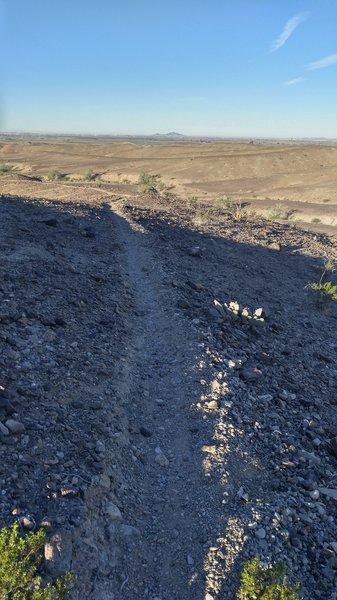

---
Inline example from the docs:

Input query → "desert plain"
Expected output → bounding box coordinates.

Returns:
[1,136,337,232]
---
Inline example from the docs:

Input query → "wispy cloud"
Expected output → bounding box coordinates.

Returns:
[307,53,337,70]
[270,13,309,53]
[282,77,304,86]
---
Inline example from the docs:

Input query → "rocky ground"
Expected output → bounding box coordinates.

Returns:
[1,189,337,599]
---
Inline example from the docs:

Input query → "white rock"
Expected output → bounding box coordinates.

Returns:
[105,502,122,520]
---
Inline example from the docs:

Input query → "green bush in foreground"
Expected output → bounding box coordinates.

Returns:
[0,523,74,599]
[237,557,301,599]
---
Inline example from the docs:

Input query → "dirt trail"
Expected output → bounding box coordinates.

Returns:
[107,204,220,599]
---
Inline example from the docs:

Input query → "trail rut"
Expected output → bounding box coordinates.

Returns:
[108,206,218,599]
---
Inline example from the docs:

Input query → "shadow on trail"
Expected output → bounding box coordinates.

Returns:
[1,193,337,599]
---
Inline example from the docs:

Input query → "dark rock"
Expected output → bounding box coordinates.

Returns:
[240,367,263,383]
[140,426,152,438]
[41,218,58,227]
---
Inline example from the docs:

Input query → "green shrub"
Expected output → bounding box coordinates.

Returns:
[217,196,247,221]
[84,168,94,181]
[0,163,14,173]
[308,280,337,306]
[237,557,301,599]
[0,523,74,599]
[311,218,321,224]
[217,195,235,211]
[138,171,157,192]
[47,170,64,181]
[268,203,288,221]
[193,210,209,226]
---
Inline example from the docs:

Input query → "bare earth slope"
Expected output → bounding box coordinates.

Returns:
[1,187,337,599]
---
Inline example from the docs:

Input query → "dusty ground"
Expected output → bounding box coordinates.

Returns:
[1,176,337,599]
[1,137,337,230]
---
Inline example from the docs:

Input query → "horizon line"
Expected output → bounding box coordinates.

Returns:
[1,130,337,141]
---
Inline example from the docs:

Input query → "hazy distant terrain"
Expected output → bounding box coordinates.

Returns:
[1,136,337,231]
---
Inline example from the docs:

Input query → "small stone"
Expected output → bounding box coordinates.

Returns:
[189,246,202,257]
[310,490,320,500]
[206,400,219,411]
[319,488,337,500]
[0,422,9,436]
[20,515,35,530]
[140,426,152,438]
[99,474,111,489]
[187,554,194,565]
[105,502,122,521]
[330,542,337,554]
[202,445,217,454]
[155,447,169,467]
[40,517,53,531]
[5,419,25,434]
[240,367,263,383]
[227,358,243,370]
[210,380,221,393]
[255,528,266,540]
[120,524,140,537]
[237,486,249,502]
[95,440,106,453]
[269,241,281,251]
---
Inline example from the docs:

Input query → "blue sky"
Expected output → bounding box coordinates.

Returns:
[1,0,337,137]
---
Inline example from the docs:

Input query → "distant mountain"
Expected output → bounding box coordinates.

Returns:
[153,132,185,138]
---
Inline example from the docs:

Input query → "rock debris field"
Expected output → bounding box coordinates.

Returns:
[1,190,337,599]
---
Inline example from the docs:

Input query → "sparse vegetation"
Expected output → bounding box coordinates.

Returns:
[307,259,337,307]
[84,168,95,182]
[0,522,74,599]
[193,210,209,226]
[267,203,289,221]
[237,557,301,599]
[138,171,157,192]
[216,196,247,221]
[308,280,337,307]
[0,163,15,173]
[311,217,321,224]
[47,169,64,182]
